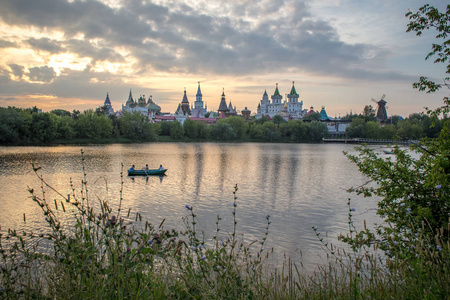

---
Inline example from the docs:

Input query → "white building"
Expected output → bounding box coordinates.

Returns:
[190,82,208,118]
[121,89,161,118]
[256,82,304,119]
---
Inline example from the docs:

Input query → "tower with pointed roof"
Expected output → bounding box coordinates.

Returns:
[286,81,303,115]
[180,89,191,116]
[103,92,114,115]
[121,89,161,119]
[191,82,207,118]
[217,89,229,117]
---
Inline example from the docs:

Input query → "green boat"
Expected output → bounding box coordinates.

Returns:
[128,169,167,176]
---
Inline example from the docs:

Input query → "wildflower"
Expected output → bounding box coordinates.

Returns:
[221,241,225,246]
[185,204,191,210]
[216,265,221,270]
[190,245,196,251]
[201,255,206,260]
[250,266,254,271]
[435,184,442,190]
[411,245,415,249]
[437,245,442,251]
[233,202,237,207]
[406,208,411,213]
[400,203,405,207]
[266,215,270,219]
[198,244,203,250]
[148,240,153,245]
[350,208,355,212]
[386,250,390,256]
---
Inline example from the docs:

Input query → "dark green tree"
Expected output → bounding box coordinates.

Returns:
[342,4,450,257]
[170,121,184,140]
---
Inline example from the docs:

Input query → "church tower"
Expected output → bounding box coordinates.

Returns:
[287,81,302,113]
[217,88,229,117]
[271,83,282,104]
[181,89,191,115]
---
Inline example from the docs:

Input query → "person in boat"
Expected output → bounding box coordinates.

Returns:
[158,164,164,171]
[129,165,135,171]
[145,164,149,170]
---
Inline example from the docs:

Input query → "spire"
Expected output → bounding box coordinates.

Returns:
[196,81,202,97]
[289,81,298,96]
[273,83,281,97]
[182,89,189,103]
[218,88,229,112]
[263,89,268,97]
[104,92,112,106]
[126,89,134,105]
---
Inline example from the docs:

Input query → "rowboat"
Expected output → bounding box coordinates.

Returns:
[383,150,393,154]
[128,169,167,176]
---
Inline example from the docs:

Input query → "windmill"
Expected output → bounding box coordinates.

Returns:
[372,94,388,121]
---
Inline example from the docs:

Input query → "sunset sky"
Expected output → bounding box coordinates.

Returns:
[0,0,448,118]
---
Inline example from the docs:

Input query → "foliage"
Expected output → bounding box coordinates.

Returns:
[341,0,450,268]
[406,4,450,92]
[210,122,236,141]
[77,110,113,139]
[169,121,184,140]
[118,111,158,141]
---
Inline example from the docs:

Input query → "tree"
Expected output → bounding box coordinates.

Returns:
[76,110,113,139]
[342,4,450,257]
[30,112,58,143]
[183,119,199,139]
[302,112,320,121]
[272,115,287,124]
[406,4,450,93]
[362,105,376,121]
[117,111,155,140]
[218,116,246,139]
[210,122,236,141]
[50,109,71,117]
[170,121,184,140]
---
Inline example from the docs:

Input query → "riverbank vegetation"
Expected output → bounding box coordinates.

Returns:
[0,104,442,145]
[1,2,449,299]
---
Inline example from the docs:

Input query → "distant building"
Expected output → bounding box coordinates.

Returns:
[190,82,207,118]
[103,93,114,115]
[256,82,304,119]
[217,89,229,118]
[121,89,161,118]
[241,107,251,120]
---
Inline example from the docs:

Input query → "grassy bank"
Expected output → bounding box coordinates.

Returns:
[0,155,448,299]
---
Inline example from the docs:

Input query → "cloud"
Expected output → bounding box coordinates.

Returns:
[0,40,16,48]
[26,38,62,54]
[0,0,403,80]
[28,66,57,83]
[9,64,25,79]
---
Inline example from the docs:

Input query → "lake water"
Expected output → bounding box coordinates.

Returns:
[0,143,381,270]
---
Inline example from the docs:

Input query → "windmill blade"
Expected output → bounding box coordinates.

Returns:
[372,98,378,103]
[381,94,386,100]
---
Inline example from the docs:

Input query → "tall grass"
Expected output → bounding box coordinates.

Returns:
[0,151,448,299]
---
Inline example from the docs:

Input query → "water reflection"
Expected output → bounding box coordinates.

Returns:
[0,143,380,270]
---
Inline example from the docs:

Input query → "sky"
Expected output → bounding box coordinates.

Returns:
[0,0,448,118]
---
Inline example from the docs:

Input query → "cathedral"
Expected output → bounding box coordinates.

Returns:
[256,82,304,119]
[121,89,161,118]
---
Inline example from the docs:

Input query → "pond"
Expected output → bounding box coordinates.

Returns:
[0,143,382,270]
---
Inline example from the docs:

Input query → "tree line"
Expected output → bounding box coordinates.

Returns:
[0,105,442,144]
